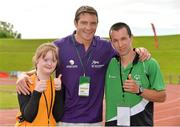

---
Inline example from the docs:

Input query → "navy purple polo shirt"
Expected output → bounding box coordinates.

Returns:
[54,32,115,123]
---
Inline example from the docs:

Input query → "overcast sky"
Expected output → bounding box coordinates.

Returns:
[0,0,180,38]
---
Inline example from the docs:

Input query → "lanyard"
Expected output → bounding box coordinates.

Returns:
[72,36,93,76]
[43,77,53,125]
[37,75,53,126]
[119,53,139,99]
[42,77,53,126]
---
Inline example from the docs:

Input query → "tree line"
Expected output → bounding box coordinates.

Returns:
[0,21,21,39]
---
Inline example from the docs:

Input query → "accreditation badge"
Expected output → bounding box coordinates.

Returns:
[78,76,90,97]
[117,106,130,126]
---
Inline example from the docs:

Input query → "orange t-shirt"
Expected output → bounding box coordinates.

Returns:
[16,74,56,126]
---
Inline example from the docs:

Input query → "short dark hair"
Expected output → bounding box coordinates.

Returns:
[109,22,132,40]
[74,5,98,23]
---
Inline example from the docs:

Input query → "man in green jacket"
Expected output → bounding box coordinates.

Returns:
[105,22,166,126]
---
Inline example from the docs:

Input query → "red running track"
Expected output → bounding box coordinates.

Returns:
[154,84,180,126]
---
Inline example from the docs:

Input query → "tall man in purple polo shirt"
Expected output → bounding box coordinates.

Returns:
[16,6,150,126]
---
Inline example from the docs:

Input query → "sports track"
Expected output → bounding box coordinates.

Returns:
[0,78,179,126]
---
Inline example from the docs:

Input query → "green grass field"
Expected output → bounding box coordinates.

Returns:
[0,85,18,109]
[0,39,55,71]
[133,35,180,84]
[0,35,180,83]
[0,35,180,109]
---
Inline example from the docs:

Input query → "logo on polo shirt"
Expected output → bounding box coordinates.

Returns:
[134,74,142,85]
[66,59,78,68]
[108,74,117,79]
[91,60,104,68]
[134,74,140,80]
[69,60,74,65]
